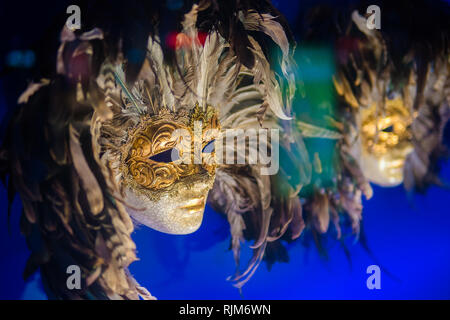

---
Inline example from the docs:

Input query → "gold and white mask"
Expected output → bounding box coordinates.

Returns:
[97,5,293,236]
[358,97,414,186]
[120,106,219,234]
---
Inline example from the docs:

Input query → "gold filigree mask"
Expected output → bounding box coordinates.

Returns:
[359,97,414,186]
[121,105,220,234]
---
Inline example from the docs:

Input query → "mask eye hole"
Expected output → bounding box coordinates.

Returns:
[381,125,394,133]
[202,140,215,153]
[149,148,180,163]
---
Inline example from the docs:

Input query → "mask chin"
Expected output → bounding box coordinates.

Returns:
[123,175,214,234]
[360,147,413,187]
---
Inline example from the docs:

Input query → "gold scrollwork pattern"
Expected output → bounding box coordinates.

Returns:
[123,105,220,191]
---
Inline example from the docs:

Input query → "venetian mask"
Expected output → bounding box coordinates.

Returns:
[359,97,414,186]
[120,105,220,234]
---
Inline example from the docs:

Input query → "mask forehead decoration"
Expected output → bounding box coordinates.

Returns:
[122,104,219,193]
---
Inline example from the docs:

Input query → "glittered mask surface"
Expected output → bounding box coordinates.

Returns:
[359,97,414,186]
[121,105,220,234]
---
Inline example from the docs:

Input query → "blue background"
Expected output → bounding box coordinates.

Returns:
[1,0,450,300]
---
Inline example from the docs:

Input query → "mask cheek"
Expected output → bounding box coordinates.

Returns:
[124,187,207,235]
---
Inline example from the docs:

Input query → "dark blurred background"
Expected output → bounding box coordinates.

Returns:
[1,0,449,299]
